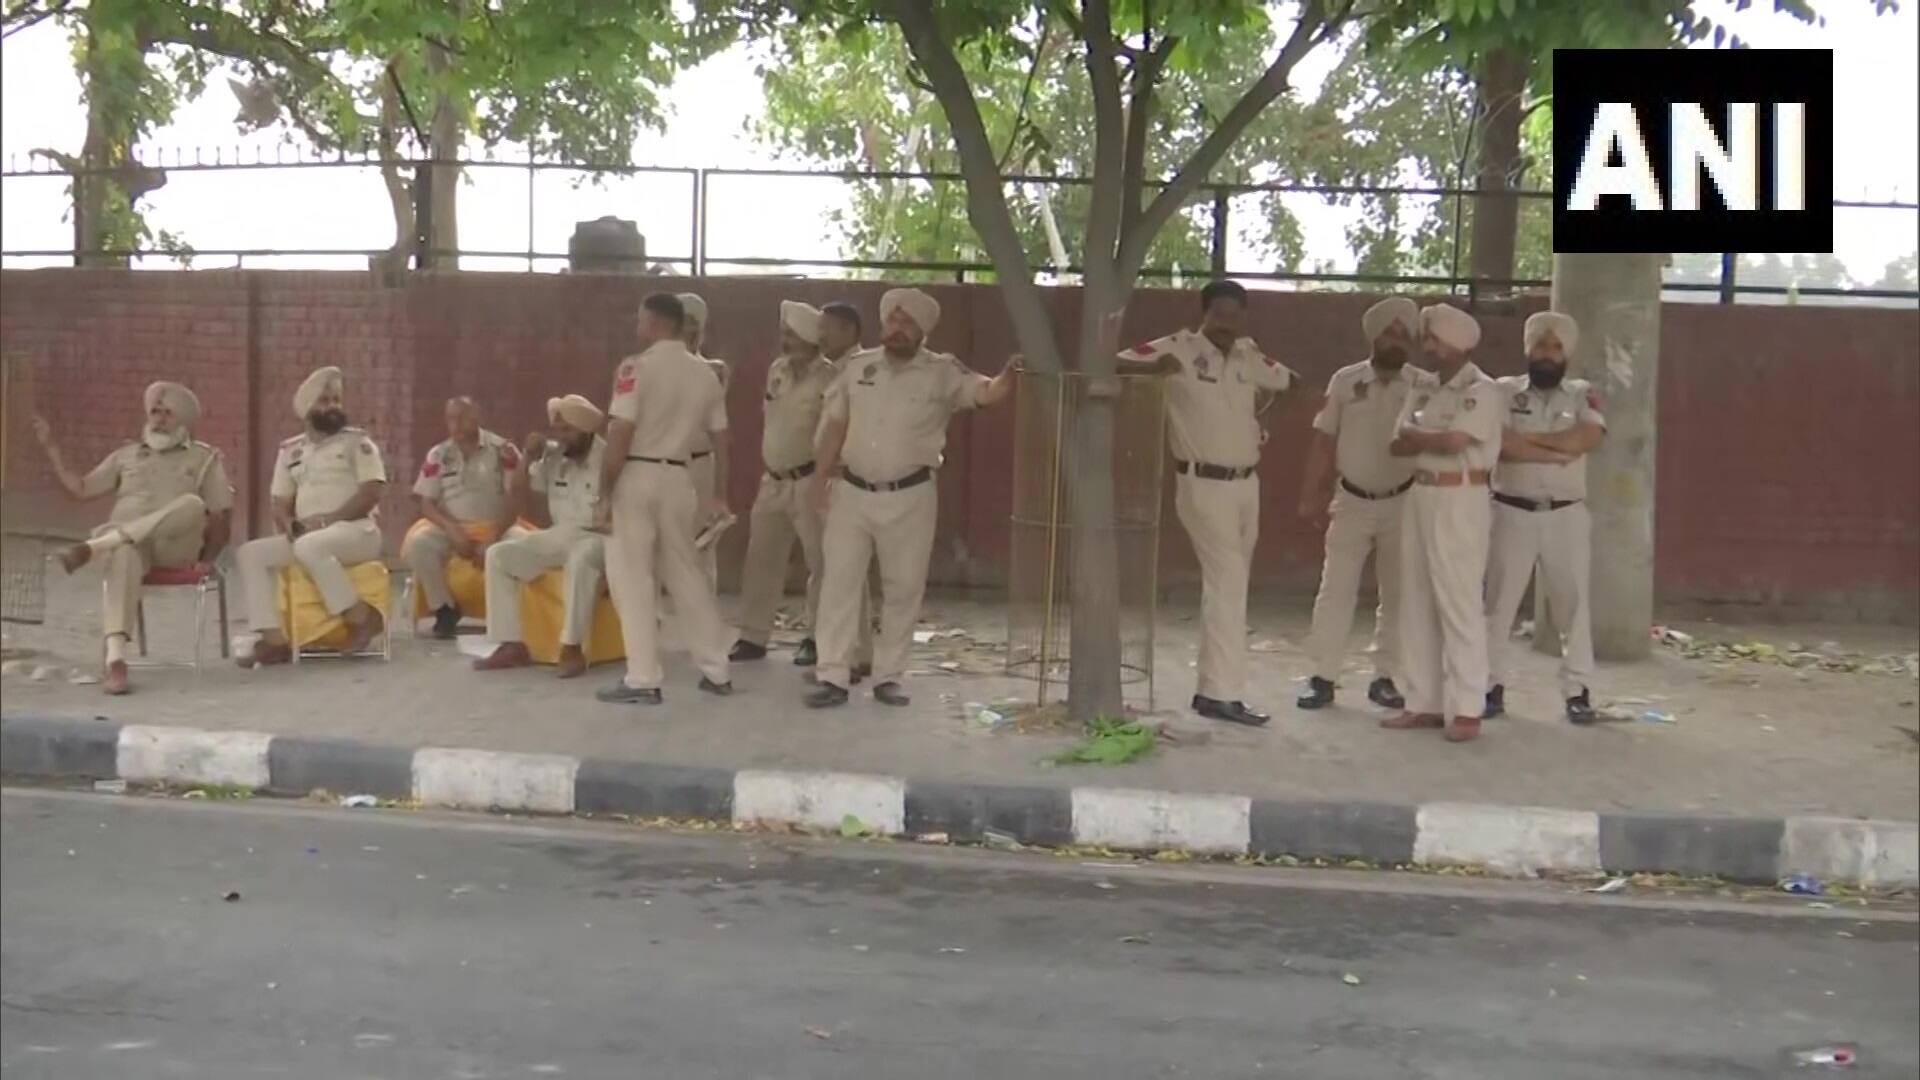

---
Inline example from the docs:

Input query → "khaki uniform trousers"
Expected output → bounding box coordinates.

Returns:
[1485,500,1595,699]
[485,527,606,646]
[94,493,209,640]
[1303,488,1405,683]
[604,461,730,690]
[736,473,875,659]
[813,479,936,689]
[1398,486,1492,719]
[402,521,528,612]
[1174,472,1260,702]
[236,518,384,633]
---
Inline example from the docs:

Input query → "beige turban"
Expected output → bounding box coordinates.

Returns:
[1361,297,1419,345]
[1523,311,1580,355]
[880,287,940,334]
[293,366,343,419]
[780,300,823,345]
[1420,304,1481,353]
[546,393,604,433]
[144,381,201,427]
[676,292,708,329]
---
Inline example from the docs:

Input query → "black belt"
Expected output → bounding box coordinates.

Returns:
[690,450,712,461]
[1173,459,1256,481]
[768,461,816,482]
[841,466,932,493]
[1340,477,1414,501]
[1493,492,1580,512]
[627,454,686,467]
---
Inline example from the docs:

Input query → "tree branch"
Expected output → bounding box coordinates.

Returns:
[995,18,1052,171]
[1115,0,1339,283]
[1080,0,1126,276]
[887,0,1060,371]
[1119,33,1176,236]
[2,0,67,39]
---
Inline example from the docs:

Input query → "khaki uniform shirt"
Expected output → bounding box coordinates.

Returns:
[1393,362,1505,475]
[1312,360,1427,495]
[1493,376,1607,501]
[271,428,388,519]
[609,340,728,461]
[1119,330,1295,469]
[83,438,234,525]
[822,346,988,483]
[760,353,838,473]
[412,429,521,523]
[687,356,730,457]
[530,436,607,529]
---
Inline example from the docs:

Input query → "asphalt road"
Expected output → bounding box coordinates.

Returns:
[2,788,1915,1080]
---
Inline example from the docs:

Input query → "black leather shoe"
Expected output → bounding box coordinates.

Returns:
[431,604,462,640]
[729,640,767,662]
[1192,695,1270,727]
[1367,677,1406,710]
[872,681,910,707]
[596,683,663,706]
[1566,688,1596,726]
[699,677,734,696]
[1483,684,1506,720]
[792,638,817,667]
[1296,677,1335,710]
[806,683,850,709]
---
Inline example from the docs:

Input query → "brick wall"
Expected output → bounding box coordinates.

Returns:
[3,268,1914,621]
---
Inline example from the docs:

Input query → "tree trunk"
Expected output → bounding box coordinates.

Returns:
[1549,252,1662,660]
[73,11,122,268]
[1467,47,1528,296]
[424,19,462,268]
[1062,276,1129,723]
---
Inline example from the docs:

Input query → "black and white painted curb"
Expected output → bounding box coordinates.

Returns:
[4,713,1915,888]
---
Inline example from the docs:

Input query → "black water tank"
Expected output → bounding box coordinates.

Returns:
[568,216,646,273]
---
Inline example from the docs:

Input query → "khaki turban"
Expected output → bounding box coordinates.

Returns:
[1361,297,1419,345]
[676,292,708,329]
[546,394,604,433]
[1524,311,1580,355]
[780,300,823,345]
[144,381,201,427]
[293,366,343,419]
[1420,304,1481,353]
[880,287,939,335]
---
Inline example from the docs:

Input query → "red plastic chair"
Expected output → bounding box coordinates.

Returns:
[135,561,230,670]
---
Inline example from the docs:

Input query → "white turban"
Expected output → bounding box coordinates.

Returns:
[293,366,343,419]
[546,394,604,433]
[144,380,201,427]
[780,300,823,345]
[1361,297,1419,345]
[676,292,708,329]
[1420,304,1481,353]
[880,287,939,335]
[1523,311,1579,355]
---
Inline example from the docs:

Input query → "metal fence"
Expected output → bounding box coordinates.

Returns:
[3,148,1917,304]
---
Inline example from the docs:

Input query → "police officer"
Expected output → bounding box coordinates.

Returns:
[677,292,731,591]
[596,293,733,705]
[473,394,609,679]
[804,287,1016,708]
[1296,297,1426,711]
[1116,280,1296,727]
[234,366,389,666]
[1382,305,1504,742]
[405,396,525,638]
[35,381,233,695]
[731,301,841,664]
[1483,311,1606,724]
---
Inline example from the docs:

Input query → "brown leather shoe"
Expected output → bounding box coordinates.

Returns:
[58,542,91,574]
[103,660,130,695]
[1380,712,1445,730]
[1444,716,1482,742]
[340,605,385,655]
[474,641,532,671]
[238,639,291,668]
[555,645,588,679]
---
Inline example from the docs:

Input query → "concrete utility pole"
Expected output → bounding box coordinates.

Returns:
[1537,252,1664,661]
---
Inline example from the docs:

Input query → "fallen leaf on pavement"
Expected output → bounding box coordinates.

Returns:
[805,1026,833,1040]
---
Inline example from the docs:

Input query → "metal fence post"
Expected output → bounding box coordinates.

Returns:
[1209,188,1229,278]
[1718,252,1737,304]
[692,168,706,278]
[414,149,436,270]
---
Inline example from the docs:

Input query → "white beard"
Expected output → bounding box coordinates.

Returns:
[144,427,187,452]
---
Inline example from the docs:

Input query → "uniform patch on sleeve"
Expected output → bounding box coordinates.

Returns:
[1131,340,1158,356]
[615,374,636,394]
[421,460,441,479]
[1586,389,1604,412]
[501,444,520,470]
[359,439,376,455]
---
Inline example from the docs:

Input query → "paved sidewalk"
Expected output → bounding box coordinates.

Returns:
[4,568,1915,823]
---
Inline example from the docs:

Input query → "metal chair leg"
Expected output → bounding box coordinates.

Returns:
[216,572,230,659]
[137,601,148,656]
[193,581,207,673]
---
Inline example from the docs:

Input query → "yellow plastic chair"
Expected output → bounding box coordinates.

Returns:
[520,568,625,667]
[278,561,393,662]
